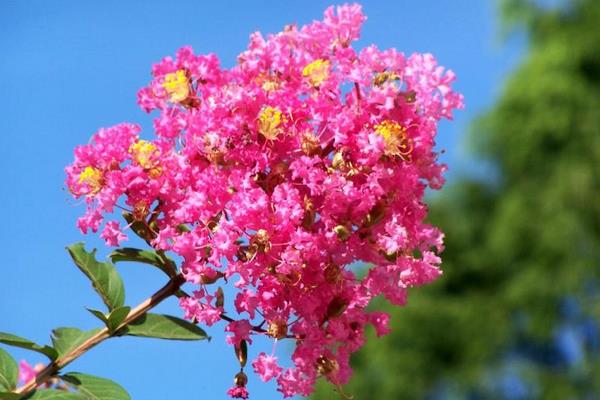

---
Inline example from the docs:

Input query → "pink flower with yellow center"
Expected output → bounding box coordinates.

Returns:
[77,166,103,194]
[302,59,330,87]
[129,140,160,169]
[257,106,284,141]
[374,120,413,159]
[162,70,190,103]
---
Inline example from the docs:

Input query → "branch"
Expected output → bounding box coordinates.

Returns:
[14,274,186,396]
[354,82,361,102]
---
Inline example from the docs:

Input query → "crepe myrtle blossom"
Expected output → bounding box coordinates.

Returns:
[66,3,462,398]
[18,361,53,389]
[18,361,38,385]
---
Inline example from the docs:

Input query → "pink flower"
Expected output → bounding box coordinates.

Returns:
[227,386,249,399]
[179,291,223,327]
[18,360,37,384]
[370,312,391,337]
[234,289,259,319]
[225,320,253,346]
[76,208,103,234]
[252,353,282,382]
[100,221,128,247]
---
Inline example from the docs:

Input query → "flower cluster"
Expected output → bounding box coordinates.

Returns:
[66,4,462,398]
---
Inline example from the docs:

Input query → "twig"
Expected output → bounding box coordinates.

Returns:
[14,274,186,396]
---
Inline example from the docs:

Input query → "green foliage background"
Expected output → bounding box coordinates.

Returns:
[312,0,600,398]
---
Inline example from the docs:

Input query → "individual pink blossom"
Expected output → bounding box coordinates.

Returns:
[234,289,259,319]
[100,221,127,247]
[18,360,37,384]
[252,353,282,382]
[227,386,249,399]
[225,320,253,346]
[370,312,391,337]
[76,208,103,234]
[179,293,223,327]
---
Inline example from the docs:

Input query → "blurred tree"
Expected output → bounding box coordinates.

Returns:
[311,0,600,398]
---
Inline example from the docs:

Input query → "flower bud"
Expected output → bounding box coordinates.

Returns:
[325,296,348,320]
[214,287,225,308]
[333,225,350,241]
[235,340,248,368]
[199,270,223,285]
[301,132,321,156]
[316,355,339,377]
[382,251,398,262]
[404,90,417,103]
[250,229,271,253]
[267,319,288,340]
[302,197,316,229]
[265,162,288,193]
[332,151,345,169]
[133,202,149,222]
[234,371,248,387]
[363,201,386,228]
[206,212,222,232]
[324,263,342,284]
[177,224,191,233]
[236,245,253,262]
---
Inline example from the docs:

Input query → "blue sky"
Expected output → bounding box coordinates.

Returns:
[0,1,522,399]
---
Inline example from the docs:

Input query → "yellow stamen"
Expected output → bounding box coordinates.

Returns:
[162,70,190,103]
[148,167,163,179]
[374,120,413,159]
[373,71,400,87]
[258,107,284,140]
[262,80,278,92]
[78,166,103,194]
[256,72,279,92]
[129,140,159,169]
[302,59,330,87]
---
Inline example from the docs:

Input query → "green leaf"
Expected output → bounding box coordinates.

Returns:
[108,248,176,278]
[0,348,18,391]
[51,328,101,358]
[0,393,22,400]
[0,333,57,360]
[85,309,108,326]
[106,307,131,333]
[62,373,130,400]
[24,390,84,399]
[67,243,125,311]
[126,314,208,341]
